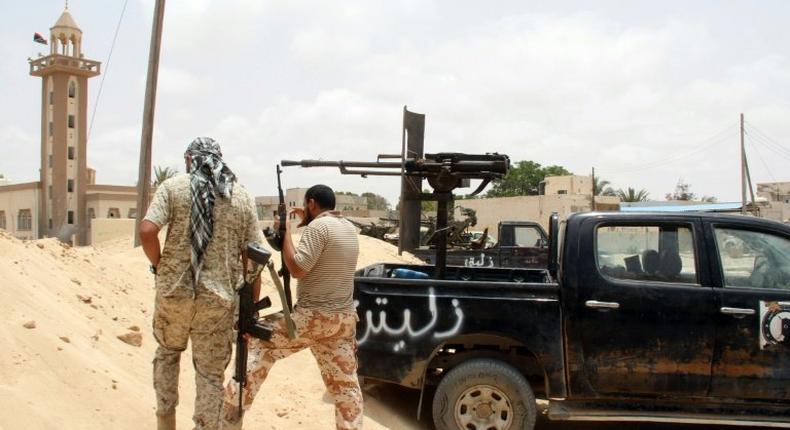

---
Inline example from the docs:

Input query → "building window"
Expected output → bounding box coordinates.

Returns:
[48,154,53,167]
[67,211,74,224]
[68,147,74,160]
[128,208,137,219]
[48,185,52,198]
[49,91,54,105]
[107,208,120,218]
[67,179,74,192]
[49,121,53,136]
[87,208,95,228]
[17,209,32,231]
[68,115,75,129]
[68,81,76,98]
[48,218,52,229]
[557,190,568,195]
[0,210,5,230]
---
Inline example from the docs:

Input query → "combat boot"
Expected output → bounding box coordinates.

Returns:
[156,412,176,430]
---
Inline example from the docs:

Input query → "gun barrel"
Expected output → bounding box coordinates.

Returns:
[281,159,403,169]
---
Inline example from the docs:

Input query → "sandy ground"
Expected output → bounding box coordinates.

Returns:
[0,230,423,430]
[1,230,779,430]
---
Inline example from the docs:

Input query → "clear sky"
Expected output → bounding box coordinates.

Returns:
[1,0,789,205]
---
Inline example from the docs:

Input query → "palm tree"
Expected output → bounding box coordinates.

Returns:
[153,165,178,187]
[594,177,616,196]
[616,187,650,202]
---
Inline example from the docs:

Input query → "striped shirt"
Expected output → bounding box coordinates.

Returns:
[293,211,359,313]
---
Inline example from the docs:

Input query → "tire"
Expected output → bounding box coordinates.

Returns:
[432,358,536,430]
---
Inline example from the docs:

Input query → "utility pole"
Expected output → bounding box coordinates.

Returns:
[740,113,746,214]
[134,0,166,246]
[591,167,596,211]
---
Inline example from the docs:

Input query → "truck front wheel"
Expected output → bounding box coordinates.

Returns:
[432,358,536,430]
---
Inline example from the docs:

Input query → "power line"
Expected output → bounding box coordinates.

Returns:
[745,127,790,161]
[745,133,777,181]
[87,0,129,142]
[596,123,738,175]
[744,121,790,156]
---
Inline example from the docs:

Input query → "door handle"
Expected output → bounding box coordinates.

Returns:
[585,300,620,310]
[720,307,755,316]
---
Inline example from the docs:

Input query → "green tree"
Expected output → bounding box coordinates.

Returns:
[665,180,696,201]
[594,177,616,196]
[616,187,650,202]
[486,161,571,197]
[361,192,390,210]
[421,189,436,211]
[152,165,178,187]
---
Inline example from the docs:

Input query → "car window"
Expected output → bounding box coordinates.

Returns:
[513,226,545,247]
[714,228,790,290]
[596,225,698,284]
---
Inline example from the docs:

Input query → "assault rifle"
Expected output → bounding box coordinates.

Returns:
[234,243,297,419]
[234,243,273,418]
[264,165,294,312]
[281,152,509,278]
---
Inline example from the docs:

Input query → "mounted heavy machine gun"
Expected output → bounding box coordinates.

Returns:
[281,151,509,279]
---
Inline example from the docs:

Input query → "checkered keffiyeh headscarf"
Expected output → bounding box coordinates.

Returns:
[185,137,237,286]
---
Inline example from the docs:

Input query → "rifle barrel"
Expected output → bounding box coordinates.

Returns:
[281,159,403,169]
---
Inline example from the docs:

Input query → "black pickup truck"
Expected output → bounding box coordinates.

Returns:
[353,212,790,429]
[412,221,549,269]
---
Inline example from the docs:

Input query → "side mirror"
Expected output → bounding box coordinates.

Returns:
[246,242,272,265]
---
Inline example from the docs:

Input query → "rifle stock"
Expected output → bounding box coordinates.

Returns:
[234,254,273,418]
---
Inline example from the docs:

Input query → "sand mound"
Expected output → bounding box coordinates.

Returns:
[0,230,422,429]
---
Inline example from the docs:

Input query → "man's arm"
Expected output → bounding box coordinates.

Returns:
[282,220,307,279]
[139,220,161,268]
[140,180,171,270]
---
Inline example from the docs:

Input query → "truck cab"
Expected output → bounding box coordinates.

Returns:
[354,212,790,429]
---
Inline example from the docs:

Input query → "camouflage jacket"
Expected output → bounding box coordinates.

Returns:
[144,174,264,302]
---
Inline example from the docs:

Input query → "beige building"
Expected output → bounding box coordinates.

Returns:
[0,7,138,244]
[757,181,790,223]
[456,175,619,235]
[255,188,369,221]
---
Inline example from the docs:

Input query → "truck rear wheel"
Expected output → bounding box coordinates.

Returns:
[432,358,536,430]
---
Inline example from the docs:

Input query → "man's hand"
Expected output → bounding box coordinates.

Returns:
[290,208,306,228]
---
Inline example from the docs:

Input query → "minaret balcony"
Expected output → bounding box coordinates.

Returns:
[29,54,101,78]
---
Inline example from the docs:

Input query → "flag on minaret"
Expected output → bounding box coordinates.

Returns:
[33,32,48,45]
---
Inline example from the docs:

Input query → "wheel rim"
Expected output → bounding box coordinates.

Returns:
[453,384,513,430]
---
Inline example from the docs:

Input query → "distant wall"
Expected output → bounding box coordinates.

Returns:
[90,218,135,245]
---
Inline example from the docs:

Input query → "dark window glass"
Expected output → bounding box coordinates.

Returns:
[48,122,53,136]
[0,211,6,230]
[68,82,76,98]
[596,225,698,284]
[68,115,75,129]
[714,228,790,290]
[68,147,74,160]
[67,179,74,192]
[67,211,74,224]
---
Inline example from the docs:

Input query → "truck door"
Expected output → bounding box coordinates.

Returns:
[497,223,548,268]
[708,222,790,401]
[565,218,716,397]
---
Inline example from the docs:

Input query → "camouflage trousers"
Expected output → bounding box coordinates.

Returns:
[153,285,235,430]
[221,307,363,430]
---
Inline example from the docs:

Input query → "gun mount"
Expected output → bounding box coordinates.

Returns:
[282,152,509,195]
[281,152,509,279]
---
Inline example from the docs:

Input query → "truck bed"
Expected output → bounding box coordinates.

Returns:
[353,263,565,394]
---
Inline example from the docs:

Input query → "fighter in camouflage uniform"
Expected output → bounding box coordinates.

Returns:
[221,184,364,430]
[140,137,264,430]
